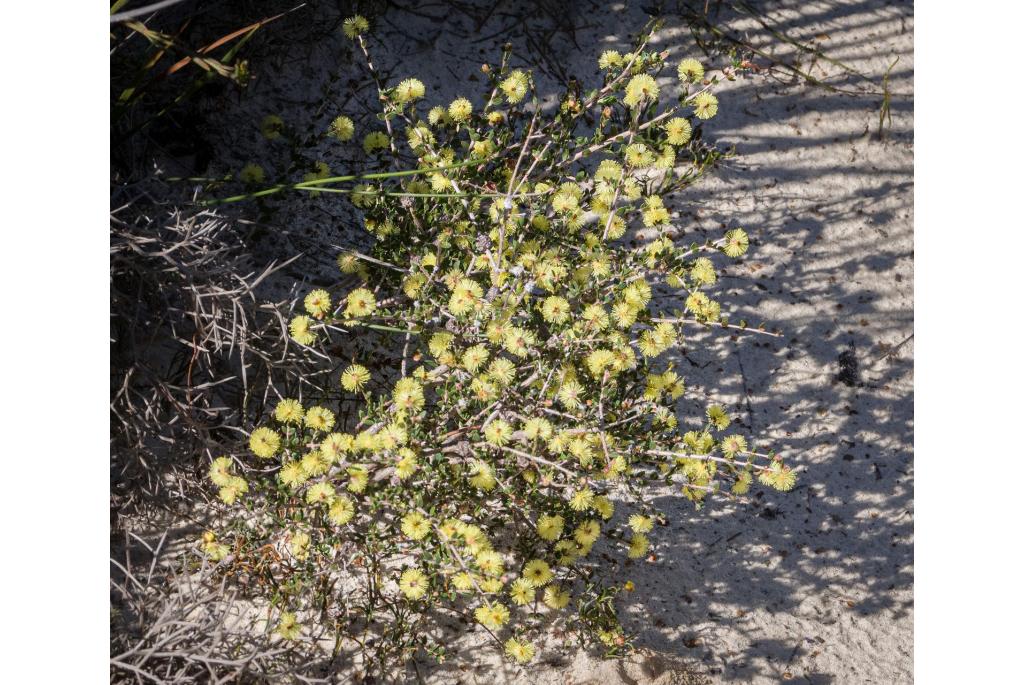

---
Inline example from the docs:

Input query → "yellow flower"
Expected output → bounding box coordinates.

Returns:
[328,495,355,525]
[569,487,594,512]
[502,326,535,358]
[401,511,431,540]
[693,91,719,120]
[481,577,504,594]
[340,364,370,392]
[304,406,335,432]
[273,398,304,425]
[522,559,552,587]
[448,278,483,315]
[276,612,301,640]
[218,476,248,504]
[543,585,570,609]
[452,572,476,592]
[593,496,615,520]
[509,578,535,605]
[289,531,310,560]
[541,296,571,324]
[303,289,331,319]
[484,419,513,446]
[328,115,355,141]
[344,288,377,317]
[392,377,425,412]
[500,70,529,103]
[395,448,419,480]
[474,603,510,630]
[462,344,490,372]
[624,74,659,108]
[628,533,650,559]
[574,519,601,546]
[347,465,369,493]
[598,50,622,70]
[289,315,316,345]
[363,131,390,154]
[468,459,496,491]
[487,358,516,386]
[723,228,749,257]
[629,515,654,535]
[208,456,234,487]
[238,163,264,184]
[342,15,369,39]
[394,78,426,104]
[536,514,564,541]
[476,549,505,577]
[678,58,705,83]
[523,418,553,441]
[706,404,730,430]
[664,117,693,146]
[557,380,585,411]
[448,97,473,122]
[721,434,748,458]
[305,482,335,505]
[399,568,428,600]
[624,142,655,168]
[278,461,305,488]
[504,637,536,664]
[261,114,284,140]
[249,427,281,459]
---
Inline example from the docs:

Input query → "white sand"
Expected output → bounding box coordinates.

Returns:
[192,1,914,681]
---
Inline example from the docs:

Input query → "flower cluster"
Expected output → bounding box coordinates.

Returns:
[212,19,792,672]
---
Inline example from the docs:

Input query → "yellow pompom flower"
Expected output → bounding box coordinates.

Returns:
[502,327,535,358]
[500,70,529,103]
[347,465,369,493]
[399,568,428,600]
[543,585,570,609]
[342,15,369,39]
[288,531,310,560]
[664,117,693,146]
[628,533,650,559]
[487,358,516,386]
[274,398,304,425]
[557,379,585,411]
[484,419,513,446]
[238,163,264,184]
[363,131,390,154]
[392,377,425,412]
[249,427,281,459]
[723,228,749,257]
[304,406,335,433]
[468,459,497,491]
[448,97,473,122]
[476,549,505,577]
[278,461,306,489]
[732,471,754,495]
[395,448,419,480]
[569,487,595,512]
[628,514,653,534]
[541,296,571,324]
[624,142,655,168]
[209,456,234,487]
[340,364,370,392]
[623,74,659,108]
[536,514,564,541]
[522,559,553,587]
[289,315,316,345]
[598,50,623,70]
[693,91,719,119]
[721,434,748,458]
[344,288,377,317]
[462,344,490,372]
[328,115,355,141]
[218,476,248,504]
[593,496,615,520]
[260,114,284,140]
[276,612,301,640]
[452,571,476,592]
[574,519,601,546]
[706,404,731,430]
[448,278,483,315]
[523,417,553,441]
[328,495,355,525]
[401,511,431,540]
[394,78,426,104]
[306,482,335,505]
[678,58,705,83]
[509,578,535,605]
[474,603,510,630]
[303,289,332,318]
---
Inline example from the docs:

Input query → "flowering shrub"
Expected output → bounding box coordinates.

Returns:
[204,18,795,672]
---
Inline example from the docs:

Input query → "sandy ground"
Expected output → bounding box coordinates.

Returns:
[177,1,914,682]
